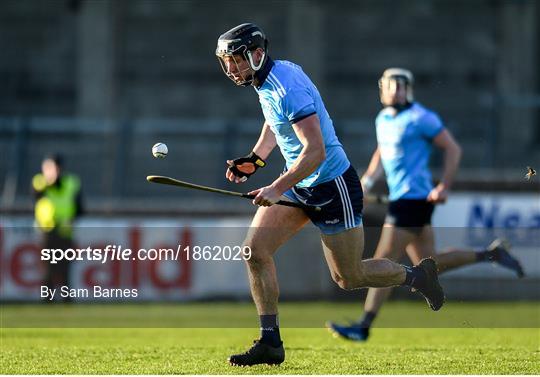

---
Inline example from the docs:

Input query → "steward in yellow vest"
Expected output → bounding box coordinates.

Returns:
[33,155,83,239]
[32,154,83,298]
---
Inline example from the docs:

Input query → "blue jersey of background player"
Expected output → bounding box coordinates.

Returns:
[376,100,444,201]
[216,25,445,367]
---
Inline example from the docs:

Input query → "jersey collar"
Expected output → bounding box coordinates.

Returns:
[253,57,274,89]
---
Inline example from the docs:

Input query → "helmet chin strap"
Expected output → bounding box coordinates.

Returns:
[246,50,266,71]
[239,76,253,87]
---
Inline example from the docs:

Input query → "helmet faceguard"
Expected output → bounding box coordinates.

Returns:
[216,23,268,86]
[379,68,414,106]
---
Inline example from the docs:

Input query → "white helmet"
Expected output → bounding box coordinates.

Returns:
[379,68,414,103]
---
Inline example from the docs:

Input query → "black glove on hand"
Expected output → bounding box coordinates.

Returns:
[227,151,266,181]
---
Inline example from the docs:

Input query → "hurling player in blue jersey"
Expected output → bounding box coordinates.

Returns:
[216,24,447,367]
[327,68,525,342]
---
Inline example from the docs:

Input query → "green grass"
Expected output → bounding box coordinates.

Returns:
[1,302,539,374]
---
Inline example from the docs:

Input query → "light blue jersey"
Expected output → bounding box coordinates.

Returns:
[375,102,444,201]
[255,60,350,187]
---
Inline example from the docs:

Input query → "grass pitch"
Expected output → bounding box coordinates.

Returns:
[1,301,539,374]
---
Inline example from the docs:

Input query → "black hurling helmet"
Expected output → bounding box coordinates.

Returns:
[216,23,268,86]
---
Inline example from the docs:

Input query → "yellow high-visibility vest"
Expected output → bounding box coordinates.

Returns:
[33,174,81,238]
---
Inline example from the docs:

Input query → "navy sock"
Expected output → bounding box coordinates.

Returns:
[402,265,427,289]
[259,314,281,347]
[476,249,494,262]
[357,311,377,329]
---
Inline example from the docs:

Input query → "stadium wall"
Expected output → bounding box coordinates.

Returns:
[1,0,539,171]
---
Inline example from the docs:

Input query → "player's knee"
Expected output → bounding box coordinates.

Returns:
[336,277,356,290]
[242,242,270,268]
[338,279,356,290]
[331,271,364,290]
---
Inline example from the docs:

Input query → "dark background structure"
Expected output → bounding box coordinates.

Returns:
[1,0,539,211]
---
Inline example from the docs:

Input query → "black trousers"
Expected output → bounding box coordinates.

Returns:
[42,230,74,292]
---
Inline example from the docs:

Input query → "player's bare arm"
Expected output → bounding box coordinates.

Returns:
[427,129,462,203]
[249,114,326,206]
[361,147,384,193]
[252,122,277,160]
[226,122,276,183]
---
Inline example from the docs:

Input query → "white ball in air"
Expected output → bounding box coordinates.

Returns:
[152,142,168,158]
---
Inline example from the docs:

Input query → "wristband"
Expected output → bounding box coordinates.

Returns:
[228,151,266,180]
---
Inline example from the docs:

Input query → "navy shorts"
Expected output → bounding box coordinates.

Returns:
[385,199,435,230]
[283,165,363,235]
